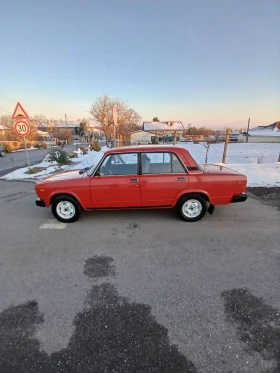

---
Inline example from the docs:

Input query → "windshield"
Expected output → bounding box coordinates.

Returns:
[87,156,104,176]
[188,152,205,172]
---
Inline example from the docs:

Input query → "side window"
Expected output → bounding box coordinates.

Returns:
[171,153,187,173]
[141,152,171,174]
[99,153,138,176]
[141,152,186,174]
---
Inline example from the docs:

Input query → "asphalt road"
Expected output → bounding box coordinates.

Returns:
[0,181,279,373]
[0,146,77,176]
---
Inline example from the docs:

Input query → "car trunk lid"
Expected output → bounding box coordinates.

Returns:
[204,164,243,176]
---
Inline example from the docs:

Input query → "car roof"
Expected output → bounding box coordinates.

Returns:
[105,145,189,155]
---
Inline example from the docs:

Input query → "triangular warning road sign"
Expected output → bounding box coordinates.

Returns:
[12,102,29,119]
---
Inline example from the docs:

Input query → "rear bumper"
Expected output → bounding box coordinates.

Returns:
[36,199,46,207]
[231,193,247,203]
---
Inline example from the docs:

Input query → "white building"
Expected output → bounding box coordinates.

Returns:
[130,130,153,145]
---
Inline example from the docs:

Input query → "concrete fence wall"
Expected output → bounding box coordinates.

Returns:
[238,135,280,143]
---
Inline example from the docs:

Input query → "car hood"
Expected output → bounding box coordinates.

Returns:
[203,164,243,175]
[40,170,86,183]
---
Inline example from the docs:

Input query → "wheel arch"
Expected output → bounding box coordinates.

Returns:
[175,191,210,207]
[49,192,84,209]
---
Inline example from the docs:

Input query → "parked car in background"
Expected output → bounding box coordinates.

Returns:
[229,134,239,143]
[0,144,5,157]
[35,145,247,223]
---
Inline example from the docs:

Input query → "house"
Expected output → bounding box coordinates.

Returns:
[130,130,153,145]
[44,120,103,142]
[237,121,280,143]
[36,130,50,142]
[142,121,185,143]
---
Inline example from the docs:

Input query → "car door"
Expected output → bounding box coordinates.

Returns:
[140,152,189,206]
[90,152,141,208]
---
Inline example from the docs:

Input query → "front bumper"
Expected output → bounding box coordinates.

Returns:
[231,193,247,203]
[36,199,46,207]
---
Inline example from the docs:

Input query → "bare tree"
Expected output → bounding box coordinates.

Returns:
[0,115,16,140]
[90,95,141,146]
[118,108,142,145]
[214,130,222,143]
[27,114,48,141]
[202,137,212,163]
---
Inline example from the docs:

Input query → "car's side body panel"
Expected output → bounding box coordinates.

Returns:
[140,174,189,206]
[90,175,141,208]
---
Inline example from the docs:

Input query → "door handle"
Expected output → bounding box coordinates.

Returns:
[129,178,138,183]
[177,177,185,181]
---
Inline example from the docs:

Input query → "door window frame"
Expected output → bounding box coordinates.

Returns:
[92,152,141,177]
[139,151,188,175]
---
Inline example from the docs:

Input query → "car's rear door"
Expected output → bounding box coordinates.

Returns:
[90,152,141,208]
[139,152,189,206]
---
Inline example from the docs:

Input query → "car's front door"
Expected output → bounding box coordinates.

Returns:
[140,152,189,206]
[90,152,141,208]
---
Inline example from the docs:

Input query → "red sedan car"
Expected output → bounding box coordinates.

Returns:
[35,146,247,223]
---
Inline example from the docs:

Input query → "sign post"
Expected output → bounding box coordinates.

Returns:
[112,105,118,148]
[12,102,31,169]
[23,136,30,169]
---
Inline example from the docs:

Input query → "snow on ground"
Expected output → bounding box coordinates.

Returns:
[219,163,280,187]
[179,142,280,164]
[0,147,107,181]
[1,144,279,187]
[1,159,70,180]
[68,148,105,170]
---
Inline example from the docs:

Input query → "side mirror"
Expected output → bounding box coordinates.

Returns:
[79,167,90,175]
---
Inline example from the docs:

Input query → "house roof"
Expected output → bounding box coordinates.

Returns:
[56,120,98,129]
[143,121,185,132]
[249,121,280,136]
[56,121,80,128]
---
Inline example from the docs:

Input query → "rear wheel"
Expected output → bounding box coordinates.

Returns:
[176,194,207,222]
[51,195,81,223]
[0,150,4,157]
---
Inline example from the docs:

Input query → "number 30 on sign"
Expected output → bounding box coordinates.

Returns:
[14,120,30,137]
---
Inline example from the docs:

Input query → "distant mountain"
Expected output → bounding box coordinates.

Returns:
[249,121,280,136]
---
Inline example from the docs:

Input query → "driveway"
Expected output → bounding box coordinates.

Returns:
[0,180,279,373]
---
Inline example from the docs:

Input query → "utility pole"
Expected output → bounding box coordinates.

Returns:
[112,105,118,148]
[222,128,231,163]
[65,113,68,144]
[246,117,250,143]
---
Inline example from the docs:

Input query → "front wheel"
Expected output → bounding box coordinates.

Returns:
[176,194,207,222]
[0,150,4,157]
[51,195,81,223]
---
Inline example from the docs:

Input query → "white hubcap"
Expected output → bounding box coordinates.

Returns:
[56,201,75,219]
[182,199,202,218]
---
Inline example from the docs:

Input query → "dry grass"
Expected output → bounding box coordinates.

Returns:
[24,167,47,175]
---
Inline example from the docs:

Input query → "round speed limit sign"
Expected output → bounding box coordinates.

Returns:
[14,120,30,137]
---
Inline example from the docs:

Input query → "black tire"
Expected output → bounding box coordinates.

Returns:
[0,150,4,157]
[176,194,207,222]
[51,195,81,223]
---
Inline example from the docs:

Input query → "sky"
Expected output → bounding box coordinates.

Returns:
[0,0,279,128]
